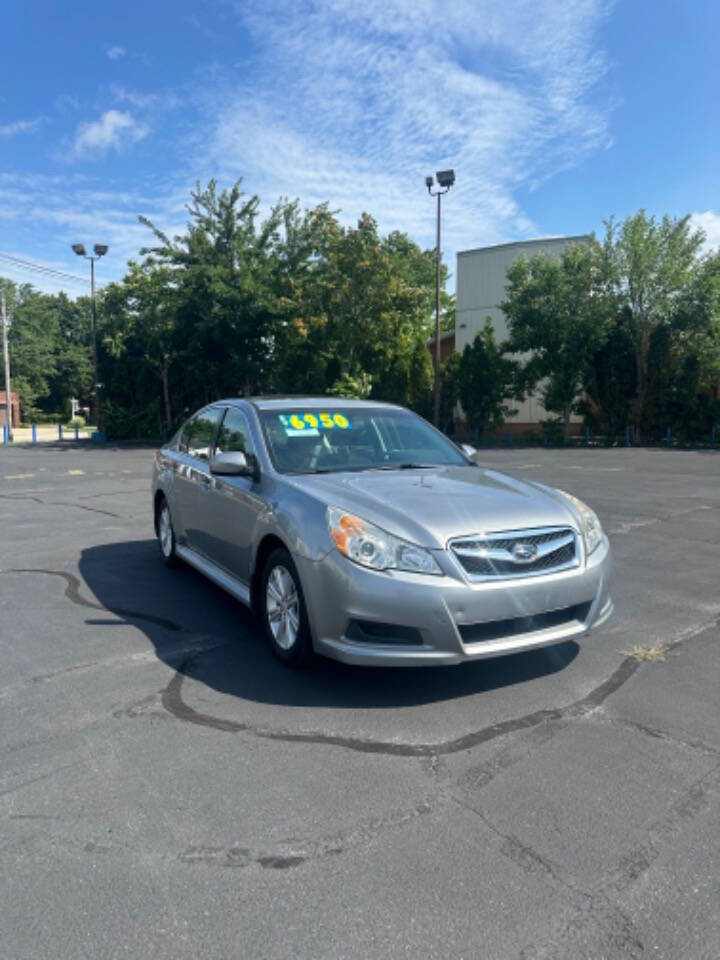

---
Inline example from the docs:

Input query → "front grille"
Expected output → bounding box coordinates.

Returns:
[449,526,579,582]
[458,602,591,644]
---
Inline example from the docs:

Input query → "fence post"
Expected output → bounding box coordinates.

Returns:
[2,422,7,445]
[58,423,63,441]
[31,423,37,444]
[584,425,590,447]
[712,425,716,449]
[507,428,513,446]
[624,426,630,447]
[666,426,671,448]
[74,423,79,441]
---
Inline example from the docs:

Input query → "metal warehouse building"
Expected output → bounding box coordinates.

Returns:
[455,235,589,432]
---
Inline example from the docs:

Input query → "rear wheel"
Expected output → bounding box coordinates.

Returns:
[261,548,313,667]
[157,498,179,568]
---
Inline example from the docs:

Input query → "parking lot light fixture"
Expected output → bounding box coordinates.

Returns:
[72,242,108,433]
[426,169,455,427]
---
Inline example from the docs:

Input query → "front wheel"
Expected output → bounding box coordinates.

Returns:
[157,498,179,568]
[261,548,313,667]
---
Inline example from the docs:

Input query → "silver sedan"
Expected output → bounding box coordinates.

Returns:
[152,398,612,667]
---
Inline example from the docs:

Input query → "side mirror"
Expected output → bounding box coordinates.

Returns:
[457,443,477,459]
[210,451,258,479]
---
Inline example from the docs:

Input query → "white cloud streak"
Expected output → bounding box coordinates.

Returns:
[0,173,190,293]
[106,45,127,60]
[0,118,43,138]
[72,110,149,157]
[210,0,614,265]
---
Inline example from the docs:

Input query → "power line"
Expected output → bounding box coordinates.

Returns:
[0,252,90,287]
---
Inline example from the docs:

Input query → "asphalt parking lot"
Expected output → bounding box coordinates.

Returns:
[1,443,719,960]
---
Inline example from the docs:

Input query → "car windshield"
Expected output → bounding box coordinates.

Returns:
[258,406,468,474]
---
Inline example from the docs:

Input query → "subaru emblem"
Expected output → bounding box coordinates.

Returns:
[512,542,538,563]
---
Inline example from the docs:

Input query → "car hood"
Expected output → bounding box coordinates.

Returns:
[287,465,578,548]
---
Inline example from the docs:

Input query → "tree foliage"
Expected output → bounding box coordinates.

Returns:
[457,319,518,438]
[503,241,611,439]
[2,193,718,444]
[601,211,706,439]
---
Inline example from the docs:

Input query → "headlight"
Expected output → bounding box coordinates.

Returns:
[327,507,442,575]
[558,490,603,555]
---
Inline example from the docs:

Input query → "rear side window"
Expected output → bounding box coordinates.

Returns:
[216,408,255,457]
[185,408,223,462]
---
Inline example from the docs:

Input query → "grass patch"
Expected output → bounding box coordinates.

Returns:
[625,643,667,662]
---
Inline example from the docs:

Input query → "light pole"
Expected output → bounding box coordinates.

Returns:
[2,289,12,442]
[426,169,455,428]
[72,242,108,433]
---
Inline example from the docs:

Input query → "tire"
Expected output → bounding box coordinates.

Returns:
[260,548,313,667]
[157,497,179,568]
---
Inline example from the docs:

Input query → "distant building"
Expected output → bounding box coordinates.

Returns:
[425,329,455,365]
[0,391,20,428]
[455,236,589,433]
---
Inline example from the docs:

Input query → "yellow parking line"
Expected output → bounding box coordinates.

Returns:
[4,474,34,480]
[67,469,85,476]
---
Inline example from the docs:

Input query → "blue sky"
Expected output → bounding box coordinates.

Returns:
[1,0,719,295]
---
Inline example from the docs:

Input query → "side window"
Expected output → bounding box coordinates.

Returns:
[216,408,255,459]
[186,408,223,463]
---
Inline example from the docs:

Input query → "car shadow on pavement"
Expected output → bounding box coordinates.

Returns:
[79,539,579,709]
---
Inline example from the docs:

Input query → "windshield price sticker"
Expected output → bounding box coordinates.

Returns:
[279,413,351,436]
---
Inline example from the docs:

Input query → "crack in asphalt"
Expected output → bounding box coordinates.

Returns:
[76,487,148,501]
[452,795,645,960]
[0,493,120,519]
[159,654,640,756]
[8,566,720,762]
[178,798,435,871]
[8,569,183,632]
[512,761,720,959]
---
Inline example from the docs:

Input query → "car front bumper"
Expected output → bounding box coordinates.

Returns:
[295,537,613,666]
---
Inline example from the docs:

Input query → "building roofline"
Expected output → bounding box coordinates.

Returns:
[425,330,455,345]
[457,235,591,258]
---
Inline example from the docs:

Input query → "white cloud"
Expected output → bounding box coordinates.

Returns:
[0,117,43,138]
[209,0,614,266]
[106,45,127,60]
[72,110,149,157]
[690,211,720,252]
[0,173,191,293]
[109,84,181,111]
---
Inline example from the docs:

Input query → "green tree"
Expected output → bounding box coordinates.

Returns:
[100,262,180,435]
[583,306,636,438]
[272,212,437,412]
[602,211,705,440]
[139,179,283,402]
[503,241,611,440]
[438,351,461,435]
[457,319,517,439]
[0,279,60,419]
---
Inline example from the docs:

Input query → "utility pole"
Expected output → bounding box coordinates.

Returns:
[1,289,12,442]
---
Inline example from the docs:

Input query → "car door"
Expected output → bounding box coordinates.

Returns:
[172,406,224,556]
[202,406,264,584]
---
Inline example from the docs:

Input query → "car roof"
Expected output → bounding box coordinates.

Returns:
[218,396,403,412]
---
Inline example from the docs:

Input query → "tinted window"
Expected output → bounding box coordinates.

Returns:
[216,408,255,457]
[186,408,223,462]
[259,407,466,474]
